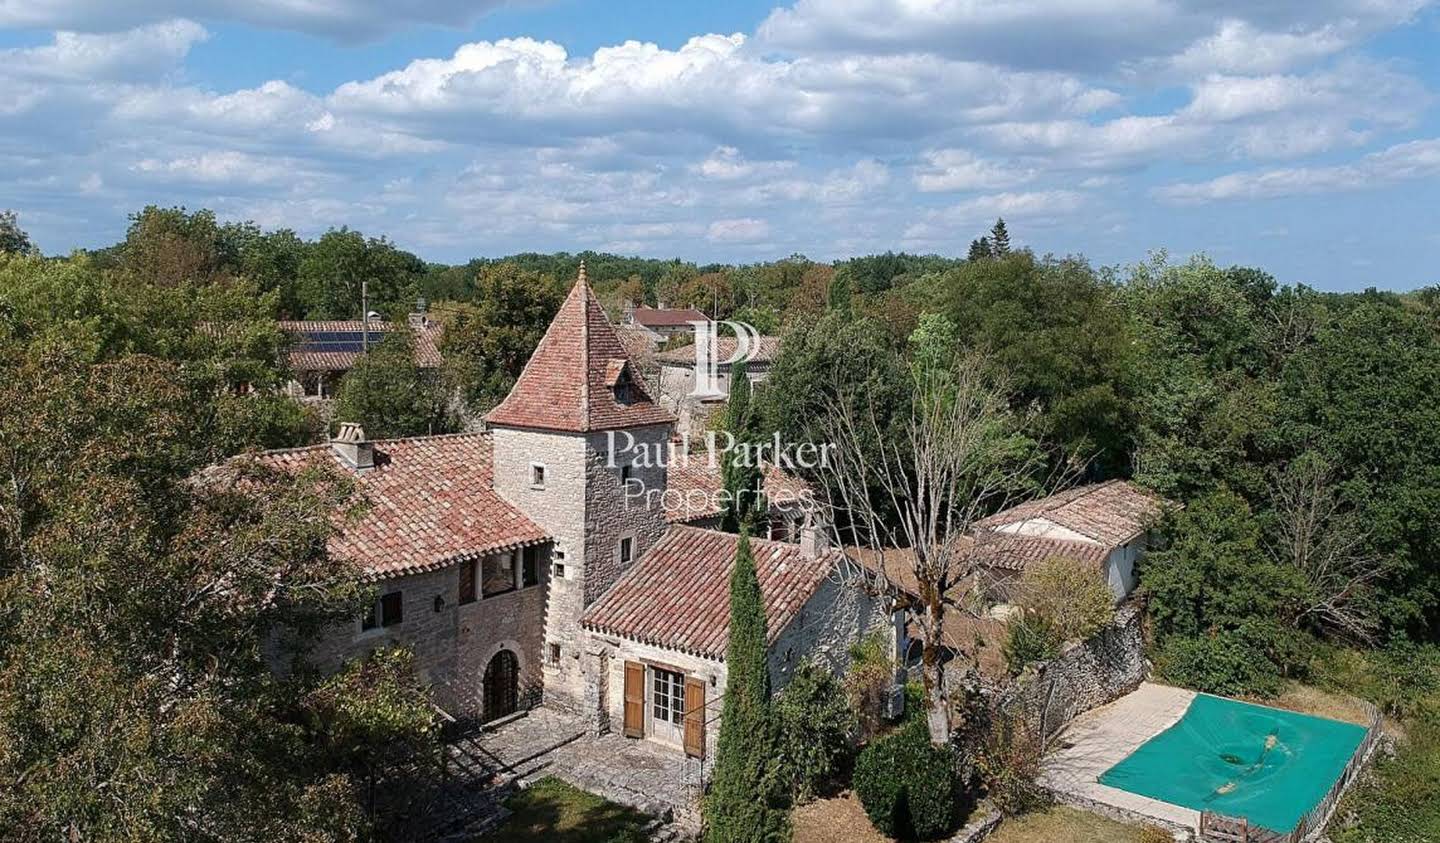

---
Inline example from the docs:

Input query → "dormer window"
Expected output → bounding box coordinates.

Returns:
[614,381,634,403]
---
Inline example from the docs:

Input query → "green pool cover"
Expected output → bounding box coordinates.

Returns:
[1098,693,1366,833]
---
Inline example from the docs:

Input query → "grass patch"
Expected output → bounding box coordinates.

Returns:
[483,777,651,843]
[985,806,1156,843]
[1331,718,1440,843]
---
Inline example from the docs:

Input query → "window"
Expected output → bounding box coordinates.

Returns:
[651,667,685,726]
[553,562,566,579]
[482,552,516,597]
[458,558,477,605]
[614,382,633,403]
[619,536,633,566]
[530,463,546,489]
[548,643,561,665]
[362,591,403,631]
[522,545,542,588]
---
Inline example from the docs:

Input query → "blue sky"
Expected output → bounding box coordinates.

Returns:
[3,1,1439,290]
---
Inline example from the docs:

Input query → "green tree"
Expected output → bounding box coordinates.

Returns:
[0,210,36,255]
[967,237,992,261]
[720,359,765,532]
[990,218,1010,255]
[704,531,787,842]
[0,343,440,840]
[1142,490,1310,694]
[296,228,424,319]
[438,262,566,415]
[333,326,455,439]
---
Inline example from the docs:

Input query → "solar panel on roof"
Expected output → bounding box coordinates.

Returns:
[291,329,388,354]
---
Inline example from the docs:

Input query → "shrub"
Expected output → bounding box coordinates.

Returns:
[773,662,856,802]
[977,713,1049,816]
[1311,641,1440,719]
[1138,826,1175,843]
[1002,610,1060,676]
[845,632,897,741]
[1153,631,1283,697]
[1333,717,1440,843]
[1016,556,1115,641]
[853,719,958,840]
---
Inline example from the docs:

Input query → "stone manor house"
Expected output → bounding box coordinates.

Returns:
[249,268,902,760]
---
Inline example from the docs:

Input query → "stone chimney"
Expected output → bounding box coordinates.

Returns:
[331,422,374,472]
[657,299,669,310]
[799,509,830,558]
[408,297,429,330]
[623,300,636,324]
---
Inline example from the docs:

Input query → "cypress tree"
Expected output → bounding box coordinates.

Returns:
[990,217,1010,255]
[704,531,787,842]
[720,358,765,532]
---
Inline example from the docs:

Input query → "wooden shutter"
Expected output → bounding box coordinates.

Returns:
[623,661,645,738]
[683,677,706,758]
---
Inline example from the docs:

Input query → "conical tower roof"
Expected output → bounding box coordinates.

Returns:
[484,264,675,433]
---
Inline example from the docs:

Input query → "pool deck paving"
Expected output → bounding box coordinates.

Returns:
[1038,681,1200,831]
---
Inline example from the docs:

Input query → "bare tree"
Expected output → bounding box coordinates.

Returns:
[1269,452,1383,644]
[814,351,1051,744]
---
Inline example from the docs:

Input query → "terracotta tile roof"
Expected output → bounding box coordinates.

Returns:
[654,336,783,367]
[629,306,707,328]
[975,480,1165,547]
[582,526,842,660]
[663,460,813,523]
[247,433,547,581]
[847,537,977,602]
[965,531,1111,572]
[484,274,675,433]
[278,320,443,372]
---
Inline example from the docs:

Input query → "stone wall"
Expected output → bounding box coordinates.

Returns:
[996,598,1146,740]
[767,562,901,689]
[303,560,547,719]
[490,423,673,714]
[491,426,591,712]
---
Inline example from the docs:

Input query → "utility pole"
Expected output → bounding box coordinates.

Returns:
[361,279,370,351]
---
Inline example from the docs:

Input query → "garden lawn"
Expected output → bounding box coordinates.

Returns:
[985,806,1153,843]
[482,777,651,843]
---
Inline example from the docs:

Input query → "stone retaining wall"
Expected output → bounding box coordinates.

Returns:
[997,598,1146,740]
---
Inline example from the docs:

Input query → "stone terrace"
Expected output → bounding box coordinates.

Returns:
[440,707,704,839]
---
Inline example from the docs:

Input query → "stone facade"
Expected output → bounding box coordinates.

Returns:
[489,422,672,713]
[305,557,548,718]
[997,598,1147,740]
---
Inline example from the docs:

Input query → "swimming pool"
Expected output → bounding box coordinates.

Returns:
[1097,693,1368,833]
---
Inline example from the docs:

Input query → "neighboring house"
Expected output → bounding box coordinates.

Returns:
[622,303,708,344]
[236,265,901,761]
[970,480,1167,603]
[280,309,442,400]
[654,335,782,435]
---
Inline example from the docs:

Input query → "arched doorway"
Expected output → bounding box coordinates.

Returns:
[483,649,519,722]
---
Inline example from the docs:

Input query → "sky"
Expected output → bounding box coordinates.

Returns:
[3,1,1440,291]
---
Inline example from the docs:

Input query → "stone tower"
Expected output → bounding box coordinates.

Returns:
[486,264,675,711]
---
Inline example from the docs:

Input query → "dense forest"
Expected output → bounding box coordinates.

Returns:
[1,205,1438,840]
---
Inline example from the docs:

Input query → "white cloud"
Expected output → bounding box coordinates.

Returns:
[914,149,1036,192]
[0,0,509,41]
[129,150,318,186]
[1155,138,1440,203]
[325,34,1118,146]
[0,19,207,82]
[707,218,771,242]
[758,0,1428,73]
[903,190,1086,244]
